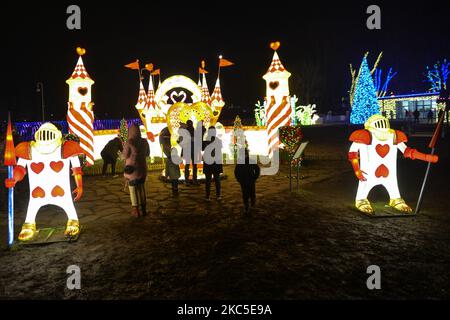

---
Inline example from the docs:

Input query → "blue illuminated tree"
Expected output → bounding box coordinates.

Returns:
[425,59,449,92]
[350,56,380,124]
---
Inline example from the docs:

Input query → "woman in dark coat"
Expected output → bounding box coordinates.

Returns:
[122,124,150,217]
[100,136,123,176]
[234,148,260,214]
[202,126,223,201]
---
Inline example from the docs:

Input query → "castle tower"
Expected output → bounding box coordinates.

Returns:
[135,80,148,126]
[143,75,158,141]
[262,43,292,157]
[211,77,225,123]
[66,48,95,166]
[201,73,212,105]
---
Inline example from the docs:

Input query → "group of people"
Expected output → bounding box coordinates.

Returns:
[101,121,260,217]
[404,108,435,124]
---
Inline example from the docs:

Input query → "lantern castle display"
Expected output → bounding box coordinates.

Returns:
[14,47,292,173]
[137,73,222,148]
[348,114,439,215]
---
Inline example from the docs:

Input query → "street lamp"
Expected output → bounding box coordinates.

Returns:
[36,82,45,122]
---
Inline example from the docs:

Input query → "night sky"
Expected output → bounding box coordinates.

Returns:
[2,0,450,124]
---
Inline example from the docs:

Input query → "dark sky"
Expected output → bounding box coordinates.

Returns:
[2,0,450,123]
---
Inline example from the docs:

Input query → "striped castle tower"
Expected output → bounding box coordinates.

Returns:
[66,48,95,166]
[263,43,292,157]
[135,80,148,126]
[143,75,157,141]
[210,77,225,124]
[201,73,212,105]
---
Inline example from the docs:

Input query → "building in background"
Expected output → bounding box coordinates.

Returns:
[378,92,440,121]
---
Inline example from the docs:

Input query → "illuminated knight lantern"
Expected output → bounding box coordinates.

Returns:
[4,123,84,241]
[348,115,438,214]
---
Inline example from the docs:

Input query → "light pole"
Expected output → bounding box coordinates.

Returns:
[36,82,45,122]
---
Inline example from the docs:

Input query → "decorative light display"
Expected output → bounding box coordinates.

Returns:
[373,67,397,98]
[378,92,440,120]
[66,48,95,166]
[254,100,267,126]
[263,42,293,157]
[279,125,303,157]
[210,78,225,124]
[350,56,381,124]
[119,118,128,142]
[348,115,438,215]
[13,119,143,141]
[4,114,16,246]
[295,104,319,126]
[4,123,85,241]
[230,115,247,158]
[154,75,203,112]
[349,52,382,107]
[425,59,449,92]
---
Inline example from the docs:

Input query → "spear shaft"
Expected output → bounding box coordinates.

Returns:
[414,106,446,214]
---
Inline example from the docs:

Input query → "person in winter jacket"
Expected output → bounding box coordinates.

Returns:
[100,136,123,176]
[203,126,223,201]
[160,127,181,196]
[122,123,150,217]
[234,148,260,214]
[182,120,202,185]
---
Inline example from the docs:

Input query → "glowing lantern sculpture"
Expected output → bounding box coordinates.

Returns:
[66,47,95,166]
[4,123,85,241]
[263,42,293,158]
[348,114,439,215]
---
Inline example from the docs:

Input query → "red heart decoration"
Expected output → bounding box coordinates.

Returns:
[269,81,279,90]
[30,162,45,174]
[32,187,46,198]
[78,87,88,96]
[50,161,64,173]
[376,144,390,158]
[51,185,65,197]
[375,164,389,178]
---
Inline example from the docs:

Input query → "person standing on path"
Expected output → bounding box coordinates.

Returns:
[100,136,123,176]
[427,109,434,124]
[413,108,420,124]
[234,149,260,214]
[182,120,201,185]
[160,127,181,196]
[203,126,223,201]
[122,124,150,217]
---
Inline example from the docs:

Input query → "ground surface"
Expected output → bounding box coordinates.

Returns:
[0,125,449,299]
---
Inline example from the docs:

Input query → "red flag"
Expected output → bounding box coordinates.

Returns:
[124,59,140,70]
[219,58,234,67]
[4,113,16,166]
[199,67,208,74]
[151,69,160,75]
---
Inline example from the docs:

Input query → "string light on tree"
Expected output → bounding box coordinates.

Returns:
[350,56,381,124]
